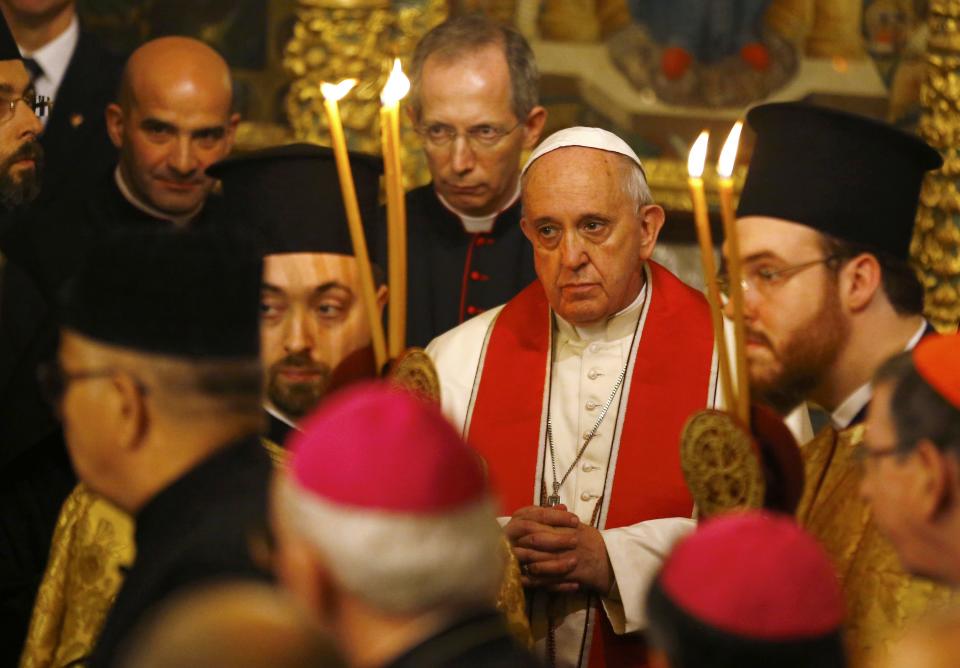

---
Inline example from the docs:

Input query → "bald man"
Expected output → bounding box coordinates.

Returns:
[3,36,237,300]
[106,36,237,225]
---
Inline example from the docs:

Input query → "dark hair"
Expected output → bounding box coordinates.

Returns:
[875,351,960,457]
[645,579,846,668]
[408,14,539,121]
[819,234,924,316]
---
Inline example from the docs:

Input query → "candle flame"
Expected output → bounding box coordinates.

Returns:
[717,121,743,179]
[381,59,410,105]
[321,79,357,102]
[687,130,709,179]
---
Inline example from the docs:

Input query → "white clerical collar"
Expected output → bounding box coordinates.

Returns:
[830,320,928,429]
[265,403,299,430]
[114,166,199,227]
[19,15,78,104]
[554,281,648,344]
[436,182,520,234]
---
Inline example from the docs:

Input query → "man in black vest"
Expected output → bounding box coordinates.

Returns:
[383,14,546,347]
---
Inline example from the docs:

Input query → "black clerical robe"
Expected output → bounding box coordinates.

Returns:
[87,435,273,668]
[377,184,536,348]
[384,609,539,668]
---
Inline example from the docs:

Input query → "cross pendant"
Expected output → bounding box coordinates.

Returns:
[545,482,561,508]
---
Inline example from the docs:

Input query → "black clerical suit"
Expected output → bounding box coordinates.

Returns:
[0,170,222,665]
[378,184,536,348]
[384,610,539,668]
[35,29,123,206]
[87,435,273,668]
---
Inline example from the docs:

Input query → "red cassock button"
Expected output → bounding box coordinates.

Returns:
[466,305,479,315]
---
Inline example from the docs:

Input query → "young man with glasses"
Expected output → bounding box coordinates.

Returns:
[859,334,960,587]
[724,101,955,664]
[384,14,546,347]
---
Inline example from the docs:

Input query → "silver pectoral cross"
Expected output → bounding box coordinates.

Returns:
[546,482,561,508]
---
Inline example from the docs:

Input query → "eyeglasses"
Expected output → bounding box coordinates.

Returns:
[36,361,144,409]
[717,256,839,298]
[414,121,522,150]
[0,90,51,123]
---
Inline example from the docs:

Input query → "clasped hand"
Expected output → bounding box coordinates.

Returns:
[505,505,613,595]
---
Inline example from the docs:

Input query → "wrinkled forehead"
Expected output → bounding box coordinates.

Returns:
[262,253,360,290]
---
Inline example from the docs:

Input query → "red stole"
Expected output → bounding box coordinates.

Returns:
[467,261,715,667]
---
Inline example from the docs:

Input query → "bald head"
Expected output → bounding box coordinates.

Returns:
[116,581,344,668]
[107,36,239,219]
[118,36,232,113]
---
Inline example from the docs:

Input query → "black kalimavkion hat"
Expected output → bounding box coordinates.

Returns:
[207,143,383,257]
[60,231,262,359]
[737,102,942,260]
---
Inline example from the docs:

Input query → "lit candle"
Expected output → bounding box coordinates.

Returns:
[717,121,750,427]
[380,58,411,358]
[687,130,735,414]
[321,79,388,371]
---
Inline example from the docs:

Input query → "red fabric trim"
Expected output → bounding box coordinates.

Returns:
[458,235,479,323]
[467,261,715,667]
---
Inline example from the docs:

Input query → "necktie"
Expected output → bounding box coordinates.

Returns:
[22,57,43,84]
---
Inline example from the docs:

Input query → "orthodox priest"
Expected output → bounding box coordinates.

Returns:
[428,127,720,668]
[727,102,956,664]
[207,143,385,447]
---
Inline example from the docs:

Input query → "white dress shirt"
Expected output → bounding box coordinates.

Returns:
[19,15,79,128]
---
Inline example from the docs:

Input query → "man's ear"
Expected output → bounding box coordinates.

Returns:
[105,103,124,149]
[113,371,148,453]
[637,204,666,260]
[376,284,388,311]
[840,253,882,312]
[224,112,241,152]
[521,105,548,150]
[914,439,952,521]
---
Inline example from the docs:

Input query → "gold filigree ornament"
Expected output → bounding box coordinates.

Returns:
[680,409,765,518]
[386,347,440,404]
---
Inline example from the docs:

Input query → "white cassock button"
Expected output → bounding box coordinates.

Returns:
[580,492,595,502]
[587,368,600,380]
[585,401,598,410]
[588,343,602,353]
[581,463,597,472]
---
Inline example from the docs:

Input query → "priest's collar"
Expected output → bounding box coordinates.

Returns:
[265,402,298,431]
[830,320,927,429]
[114,166,201,228]
[436,181,520,234]
[554,280,648,345]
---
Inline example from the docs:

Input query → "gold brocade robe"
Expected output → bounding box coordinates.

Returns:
[19,441,531,666]
[19,484,134,668]
[797,424,958,666]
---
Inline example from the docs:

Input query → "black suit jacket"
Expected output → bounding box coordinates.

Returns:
[87,436,274,668]
[35,29,123,206]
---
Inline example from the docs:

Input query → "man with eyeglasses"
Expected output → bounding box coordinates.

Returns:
[725,101,955,664]
[858,335,960,587]
[0,9,64,664]
[384,14,546,348]
[0,0,123,206]
[50,231,272,668]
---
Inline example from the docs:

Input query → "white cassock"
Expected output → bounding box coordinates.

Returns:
[427,269,722,668]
